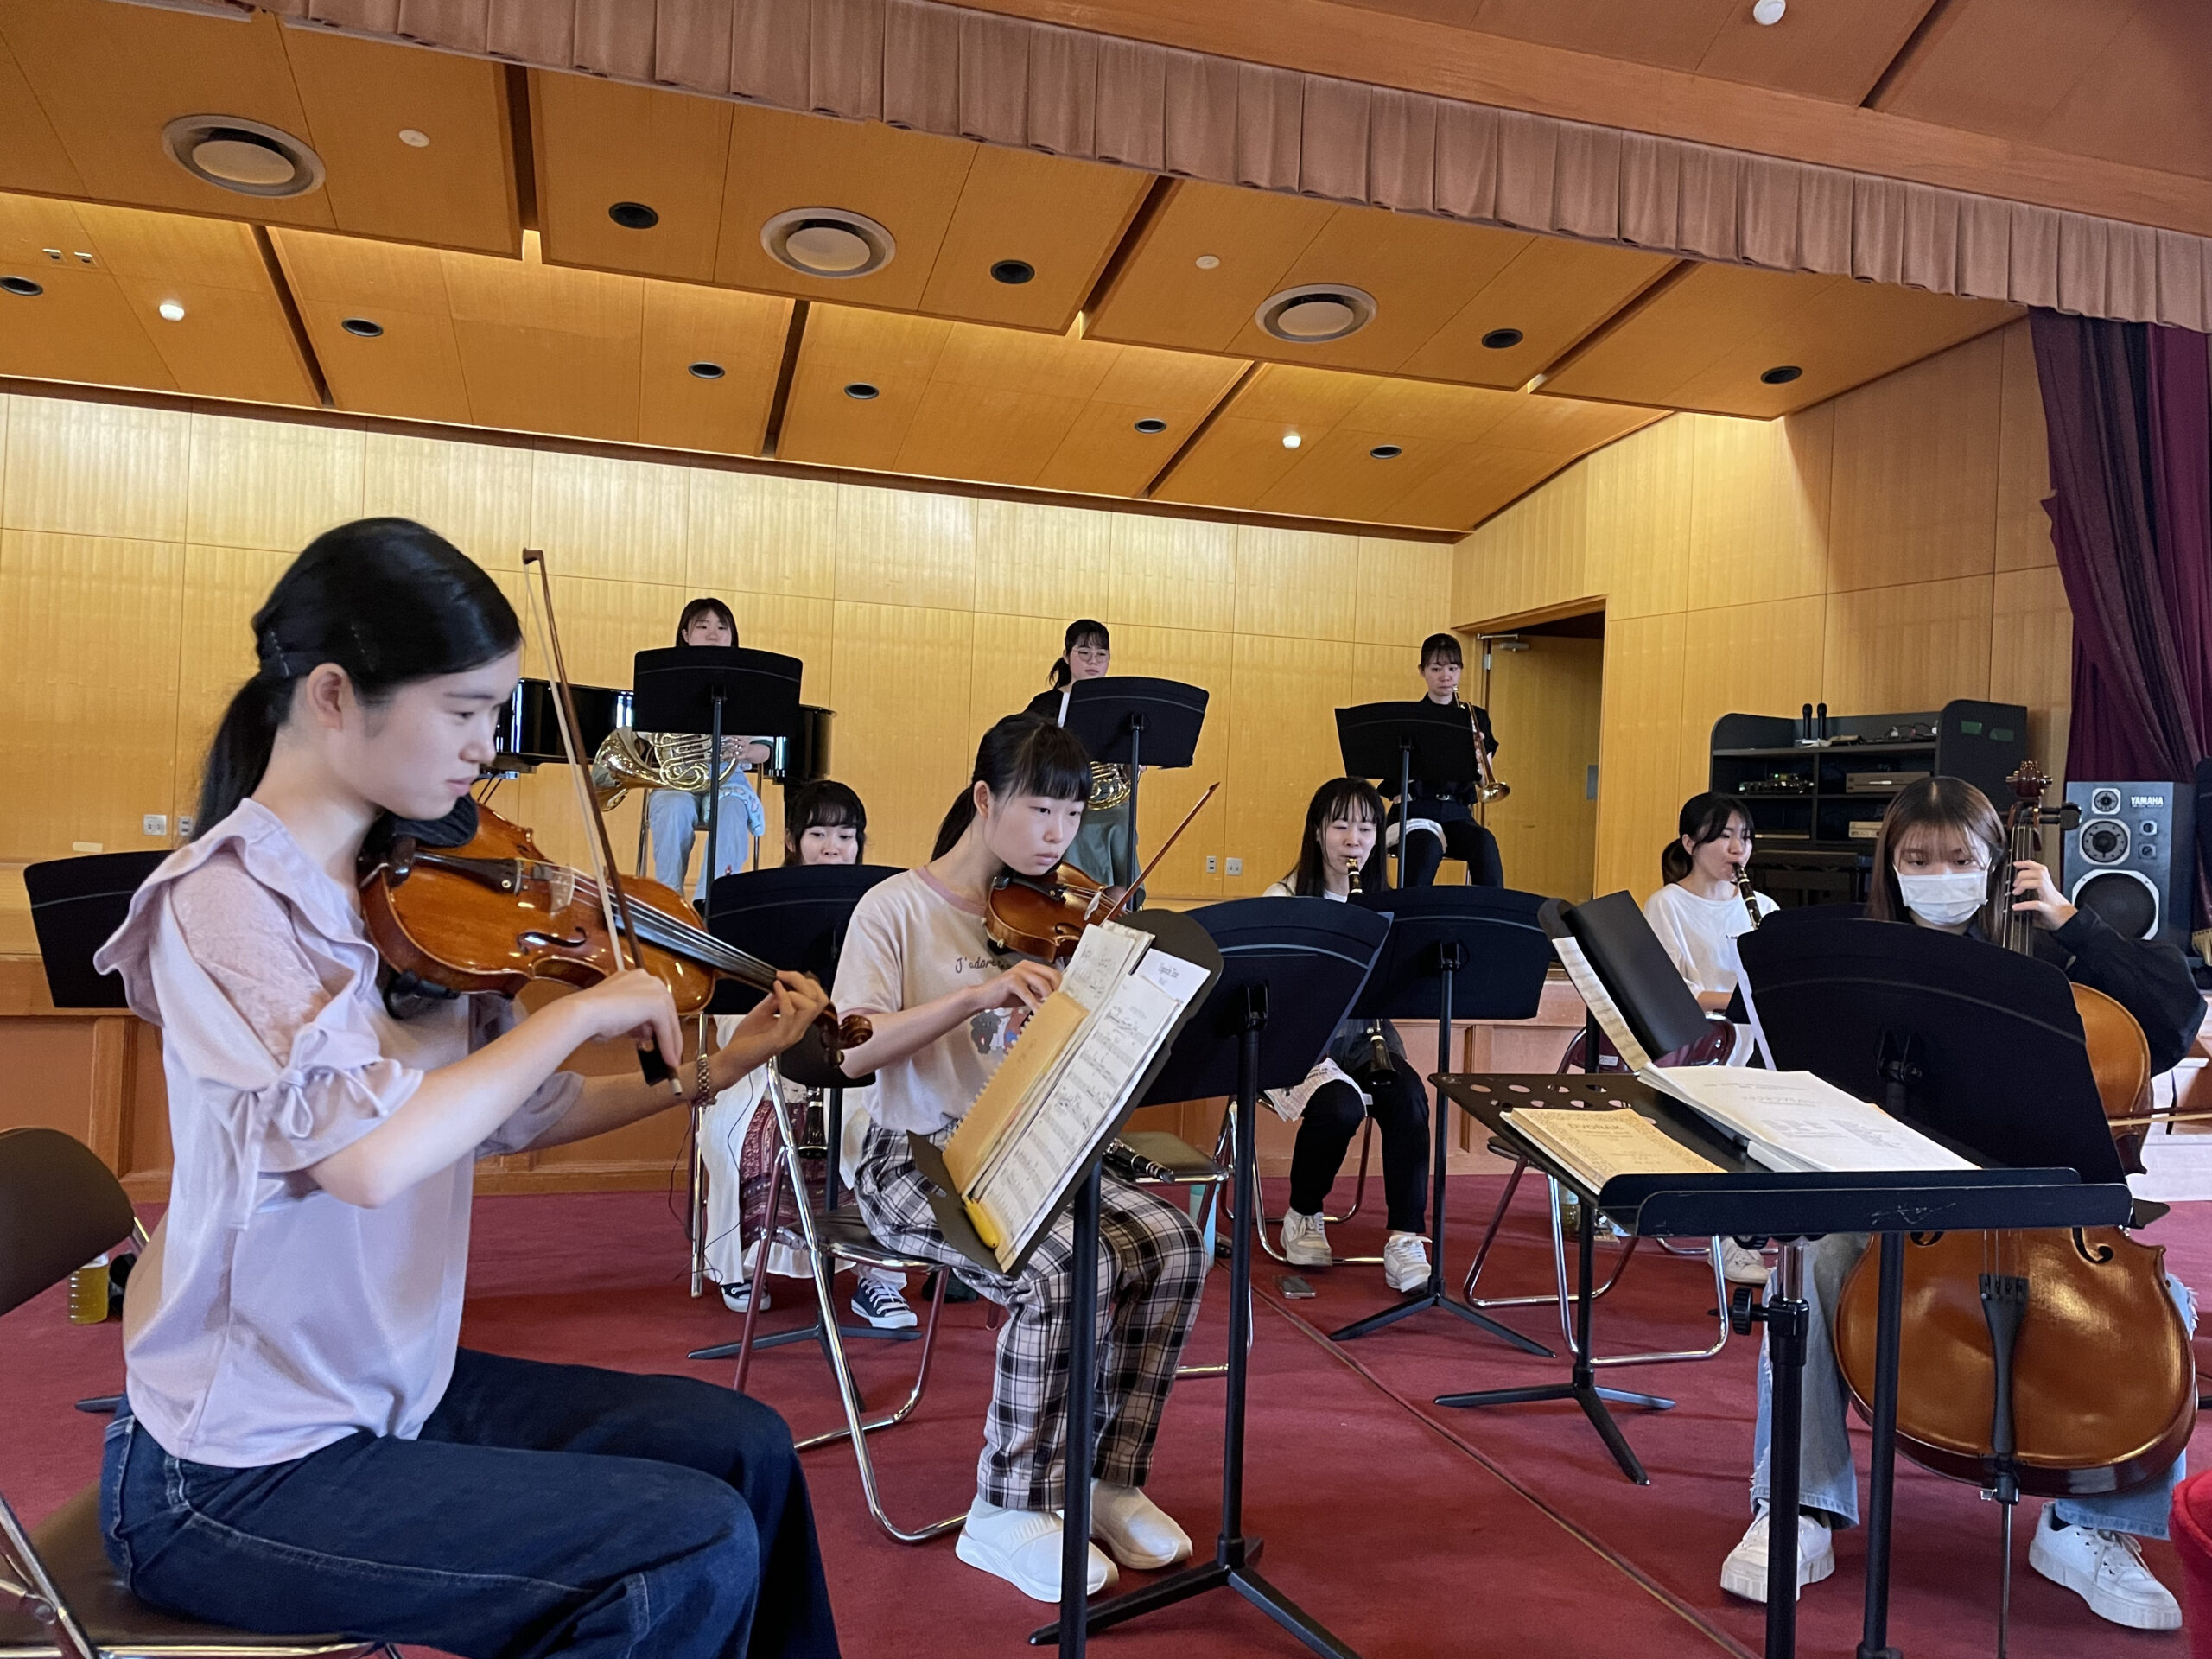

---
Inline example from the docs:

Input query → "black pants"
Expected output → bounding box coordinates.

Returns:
[1287,1071,1429,1235]
[1402,817,1503,887]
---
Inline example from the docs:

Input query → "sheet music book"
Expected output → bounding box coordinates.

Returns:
[1503,1106,1724,1190]
[1550,934,1655,1071]
[1642,1066,1975,1174]
[942,922,1206,1269]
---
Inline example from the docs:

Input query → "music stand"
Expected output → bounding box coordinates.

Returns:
[1738,914,2135,1659]
[631,646,803,930]
[1053,677,1208,897]
[1334,702,1478,887]
[1326,886,1555,1355]
[687,862,907,1359]
[24,852,166,1007]
[1031,896,1388,1659]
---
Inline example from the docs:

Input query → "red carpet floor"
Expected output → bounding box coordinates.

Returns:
[6,1176,2207,1658]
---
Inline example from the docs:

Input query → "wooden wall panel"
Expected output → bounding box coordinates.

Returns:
[172,542,299,811]
[1675,596,1828,795]
[1225,633,1353,896]
[974,499,1120,623]
[834,488,976,613]
[184,416,365,553]
[1989,563,2075,782]
[359,431,533,570]
[1995,319,2056,572]
[2,397,189,541]
[1685,407,1832,607]
[528,451,690,586]
[1821,576,1994,718]
[1232,525,1363,643]
[830,601,975,869]
[685,471,839,600]
[1580,420,1691,621]
[1116,622,1236,901]
[1592,610,1688,897]
[1106,515,1236,634]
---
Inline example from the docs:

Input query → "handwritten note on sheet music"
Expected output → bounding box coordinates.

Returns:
[977,969,1183,1266]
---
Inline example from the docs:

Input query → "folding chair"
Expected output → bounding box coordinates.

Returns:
[0,1127,397,1659]
[1215,1098,1384,1267]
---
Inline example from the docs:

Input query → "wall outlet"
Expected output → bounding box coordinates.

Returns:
[71,841,103,854]
[1225,856,1243,876]
[1205,855,1217,874]
[143,813,168,837]
[177,814,194,836]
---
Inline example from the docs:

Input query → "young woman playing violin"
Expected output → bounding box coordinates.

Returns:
[1262,779,1433,1293]
[92,520,839,1658]
[833,713,1205,1605]
[1721,776,2202,1631]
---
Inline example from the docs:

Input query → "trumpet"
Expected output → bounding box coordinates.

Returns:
[1471,707,1510,805]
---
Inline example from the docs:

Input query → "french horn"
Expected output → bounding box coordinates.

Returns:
[590,729,741,810]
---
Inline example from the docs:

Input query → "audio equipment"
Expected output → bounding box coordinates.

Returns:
[2062,782,2196,947]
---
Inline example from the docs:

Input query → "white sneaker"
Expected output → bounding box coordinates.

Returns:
[1719,1239,1770,1286]
[720,1281,767,1314]
[1090,1481,1192,1570]
[1720,1506,1835,1603]
[956,1498,1118,1603]
[850,1274,918,1330]
[2028,1506,2182,1630]
[1382,1232,1431,1293]
[1280,1210,1332,1268]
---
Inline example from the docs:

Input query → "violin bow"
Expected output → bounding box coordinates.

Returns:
[1100,781,1219,925]
[520,549,672,1084]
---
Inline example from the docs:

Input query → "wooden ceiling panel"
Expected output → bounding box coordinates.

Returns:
[1872,0,2140,143]
[918,144,1151,333]
[1083,182,1336,353]
[441,238,644,442]
[276,27,518,256]
[0,194,312,404]
[2007,0,2212,181]
[776,308,952,473]
[1689,0,1938,104]
[531,71,734,283]
[0,0,515,249]
[1541,262,2021,416]
[1400,237,1675,389]
[713,105,975,311]
[0,30,82,199]
[638,283,791,457]
[1156,361,1656,529]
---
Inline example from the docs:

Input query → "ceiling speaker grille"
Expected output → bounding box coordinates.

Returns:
[1255,284,1376,344]
[162,115,325,199]
[761,208,896,279]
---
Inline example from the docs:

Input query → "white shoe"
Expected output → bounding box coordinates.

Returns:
[1719,1239,1770,1287]
[1720,1506,1835,1603]
[720,1281,766,1314]
[2028,1507,2182,1630]
[1090,1481,1192,1570]
[956,1499,1118,1603]
[850,1274,918,1329]
[1280,1210,1332,1268]
[1382,1232,1431,1293]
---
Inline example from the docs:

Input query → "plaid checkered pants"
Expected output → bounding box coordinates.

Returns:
[851,1124,1207,1510]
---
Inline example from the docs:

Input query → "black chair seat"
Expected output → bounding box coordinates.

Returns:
[0,1484,378,1656]
[1118,1131,1226,1186]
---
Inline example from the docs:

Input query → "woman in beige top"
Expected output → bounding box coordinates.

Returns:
[92,518,840,1658]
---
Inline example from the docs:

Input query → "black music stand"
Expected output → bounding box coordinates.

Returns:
[1326,886,1554,1355]
[24,852,166,1008]
[688,862,907,1360]
[1738,915,2135,1659]
[1053,677,1208,899]
[1440,1070,2129,1659]
[632,646,803,930]
[1334,702,1478,888]
[902,911,1224,1659]
[1030,897,1388,1659]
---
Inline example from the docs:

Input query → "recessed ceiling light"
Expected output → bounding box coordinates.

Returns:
[990,259,1035,285]
[608,200,660,231]
[1256,285,1376,344]
[1134,418,1168,434]
[1,276,44,297]
[1752,0,1786,22]
[1281,432,1302,450]
[1370,444,1402,460]
[1195,254,1221,270]
[340,317,384,339]
[845,382,880,400]
[162,115,325,199]
[1480,327,1524,350]
[397,128,430,149]
[1760,364,1803,385]
[157,300,186,322]
[762,208,895,279]
[689,361,725,380]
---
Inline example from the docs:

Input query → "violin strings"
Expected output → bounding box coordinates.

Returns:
[565,871,783,986]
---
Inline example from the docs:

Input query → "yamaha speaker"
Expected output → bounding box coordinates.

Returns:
[2062,781,2196,946]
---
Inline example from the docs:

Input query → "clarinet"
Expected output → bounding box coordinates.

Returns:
[1349,852,1395,1079]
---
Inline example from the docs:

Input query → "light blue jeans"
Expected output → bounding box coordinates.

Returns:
[1751,1230,2192,1540]
[650,780,766,900]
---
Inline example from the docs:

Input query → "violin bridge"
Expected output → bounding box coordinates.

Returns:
[547,865,577,912]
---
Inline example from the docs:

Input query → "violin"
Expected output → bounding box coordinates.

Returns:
[984,782,1219,966]
[360,803,869,1063]
[1833,763,2194,1516]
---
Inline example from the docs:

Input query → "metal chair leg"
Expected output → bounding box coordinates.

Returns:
[795,1269,950,1451]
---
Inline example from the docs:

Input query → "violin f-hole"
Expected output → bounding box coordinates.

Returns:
[518,927,590,951]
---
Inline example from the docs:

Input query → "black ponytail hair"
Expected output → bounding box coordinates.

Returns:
[931,714,1092,860]
[1660,791,1754,885]
[1047,618,1110,690]
[782,779,868,864]
[1283,777,1389,895]
[195,518,522,838]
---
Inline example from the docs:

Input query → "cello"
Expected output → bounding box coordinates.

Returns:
[1832,764,2194,1645]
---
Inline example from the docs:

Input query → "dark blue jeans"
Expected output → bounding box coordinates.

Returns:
[100,1349,838,1659]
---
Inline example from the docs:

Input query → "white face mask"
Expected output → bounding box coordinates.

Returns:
[1895,869,1987,927]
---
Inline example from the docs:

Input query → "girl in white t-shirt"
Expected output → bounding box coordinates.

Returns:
[832,715,1205,1605]
[1642,792,1777,1013]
